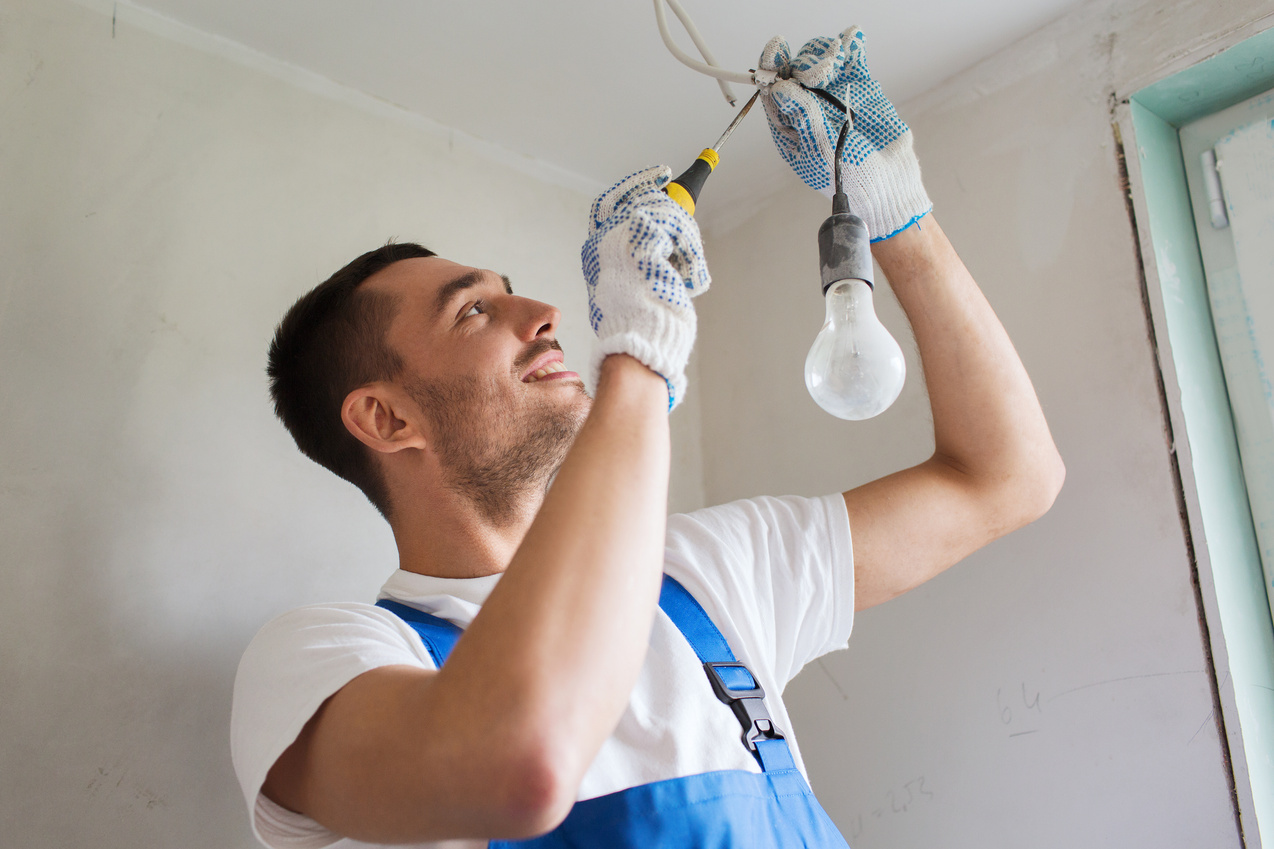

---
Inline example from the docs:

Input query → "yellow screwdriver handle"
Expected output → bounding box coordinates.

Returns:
[664,148,720,217]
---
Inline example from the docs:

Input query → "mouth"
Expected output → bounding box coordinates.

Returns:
[521,350,579,383]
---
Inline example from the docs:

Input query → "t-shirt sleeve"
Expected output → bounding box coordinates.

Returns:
[662,493,854,688]
[230,602,435,848]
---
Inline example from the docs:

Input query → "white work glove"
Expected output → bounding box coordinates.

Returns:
[759,27,932,241]
[580,166,710,411]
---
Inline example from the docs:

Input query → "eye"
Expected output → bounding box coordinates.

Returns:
[462,300,486,319]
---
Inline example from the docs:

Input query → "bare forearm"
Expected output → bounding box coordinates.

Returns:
[846,217,1063,609]
[454,354,670,784]
[874,217,1064,507]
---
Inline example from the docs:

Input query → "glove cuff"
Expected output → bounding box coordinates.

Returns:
[591,329,692,412]
[828,131,932,241]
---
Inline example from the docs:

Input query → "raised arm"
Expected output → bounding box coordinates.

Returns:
[845,219,1064,609]
[260,169,709,842]
[758,27,1063,611]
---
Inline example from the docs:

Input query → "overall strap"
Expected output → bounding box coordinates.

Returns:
[659,576,796,774]
[375,598,463,669]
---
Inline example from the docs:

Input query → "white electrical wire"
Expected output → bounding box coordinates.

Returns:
[652,0,760,106]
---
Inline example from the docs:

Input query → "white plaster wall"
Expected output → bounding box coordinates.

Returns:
[0,0,703,845]
[8,0,1268,843]
[696,0,1272,846]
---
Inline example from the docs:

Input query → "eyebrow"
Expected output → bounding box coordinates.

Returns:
[433,270,514,317]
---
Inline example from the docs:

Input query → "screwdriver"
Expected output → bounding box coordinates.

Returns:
[664,89,761,217]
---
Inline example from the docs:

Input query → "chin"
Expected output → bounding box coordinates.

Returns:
[552,381,592,424]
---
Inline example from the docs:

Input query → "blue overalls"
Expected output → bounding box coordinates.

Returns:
[377,575,851,848]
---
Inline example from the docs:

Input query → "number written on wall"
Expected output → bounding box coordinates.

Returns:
[848,776,935,841]
[997,681,1043,737]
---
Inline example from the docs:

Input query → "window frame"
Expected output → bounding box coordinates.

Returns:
[1113,24,1274,848]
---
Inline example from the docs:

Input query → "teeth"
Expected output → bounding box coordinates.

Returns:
[526,361,566,382]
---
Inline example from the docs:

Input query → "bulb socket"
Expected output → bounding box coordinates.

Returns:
[817,208,873,295]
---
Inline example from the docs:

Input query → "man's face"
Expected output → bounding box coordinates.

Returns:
[366,257,591,524]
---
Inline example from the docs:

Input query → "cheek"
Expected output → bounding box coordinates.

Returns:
[469,335,520,375]
[419,341,513,383]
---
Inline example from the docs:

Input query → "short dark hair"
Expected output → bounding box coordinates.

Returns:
[267,242,436,518]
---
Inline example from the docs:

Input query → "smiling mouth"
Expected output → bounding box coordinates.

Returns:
[524,361,573,382]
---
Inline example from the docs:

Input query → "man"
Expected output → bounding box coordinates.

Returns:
[231,29,1064,848]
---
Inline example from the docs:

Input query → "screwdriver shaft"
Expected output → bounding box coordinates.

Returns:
[712,90,761,152]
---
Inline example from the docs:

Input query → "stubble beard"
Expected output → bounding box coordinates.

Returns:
[408,374,590,527]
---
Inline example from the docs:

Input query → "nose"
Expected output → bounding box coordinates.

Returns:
[515,297,561,342]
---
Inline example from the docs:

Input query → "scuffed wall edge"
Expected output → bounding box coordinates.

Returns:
[1114,9,1274,102]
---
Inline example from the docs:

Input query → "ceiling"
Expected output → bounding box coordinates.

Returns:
[129,0,1086,227]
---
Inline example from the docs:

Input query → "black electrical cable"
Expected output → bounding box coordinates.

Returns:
[834,120,849,196]
[832,119,851,215]
[797,82,852,204]
[805,85,848,117]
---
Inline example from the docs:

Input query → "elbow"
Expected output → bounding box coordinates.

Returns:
[964,444,1065,535]
[1013,445,1066,526]
[487,739,580,840]
[944,440,1066,532]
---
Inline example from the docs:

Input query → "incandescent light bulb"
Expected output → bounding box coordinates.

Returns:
[805,279,906,420]
[805,193,906,420]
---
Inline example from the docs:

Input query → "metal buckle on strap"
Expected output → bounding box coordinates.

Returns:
[703,661,786,752]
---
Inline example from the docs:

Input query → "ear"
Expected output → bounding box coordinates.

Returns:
[341,384,428,454]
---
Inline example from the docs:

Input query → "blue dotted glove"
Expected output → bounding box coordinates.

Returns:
[758,27,931,241]
[581,166,710,411]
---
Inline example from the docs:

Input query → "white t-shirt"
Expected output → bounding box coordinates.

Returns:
[231,493,854,849]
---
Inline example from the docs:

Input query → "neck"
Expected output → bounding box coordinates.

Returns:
[389,486,543,579]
